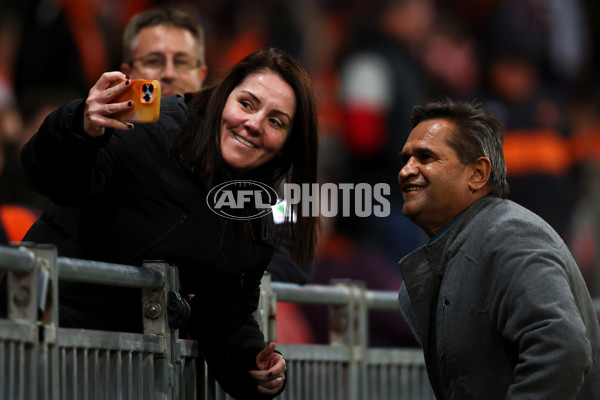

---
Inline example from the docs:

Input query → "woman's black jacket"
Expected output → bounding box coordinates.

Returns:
[20,95,279,400]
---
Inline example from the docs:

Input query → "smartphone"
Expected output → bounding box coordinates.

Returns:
[113,79,161,123]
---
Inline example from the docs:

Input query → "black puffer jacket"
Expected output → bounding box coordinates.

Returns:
[21,95,278,400]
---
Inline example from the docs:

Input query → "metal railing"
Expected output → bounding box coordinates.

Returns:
[263,279,435,400]
[0,243,197,400]
[3,243,599,400]
[201,276,435,400]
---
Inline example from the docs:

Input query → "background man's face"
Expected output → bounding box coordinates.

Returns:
[121,25,207,97]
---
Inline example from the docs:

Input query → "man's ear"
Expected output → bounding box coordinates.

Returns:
[469,157,491,192]
[197,65,208,86]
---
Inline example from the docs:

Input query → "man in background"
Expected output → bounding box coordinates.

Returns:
[120,7,207,97]
[22,7,208,255]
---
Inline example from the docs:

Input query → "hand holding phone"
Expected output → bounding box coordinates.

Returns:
[112,79,161,123]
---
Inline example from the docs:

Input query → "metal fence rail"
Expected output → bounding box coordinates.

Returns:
[3,243,599,399]
[261,280,436,400]
[0,244,197,400]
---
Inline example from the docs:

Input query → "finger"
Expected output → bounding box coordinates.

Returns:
[248,370,268,382]
[249,371,285,393]
[88,73,131,106]
[91,114,133,131]
[256,377,285,395]
[105,78,133,104]
[259,353,285,375]
[93,71,130,91]
[84,112,133,137]
[84,79,135,137]
[88,89,135,120]
[249,368,283,382]
[249,361,285,384]
[256,342,276,366]
[98,78,133,106]
[266,356,286,376]
[103,99,134,116]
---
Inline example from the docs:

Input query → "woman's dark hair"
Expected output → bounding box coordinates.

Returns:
[410,98,510,198]
[173,48,320,264]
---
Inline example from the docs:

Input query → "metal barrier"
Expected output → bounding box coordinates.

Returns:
[261,279,436,400]
[3,243,599,399]
[0,243,197,400]
[199,276,435,400]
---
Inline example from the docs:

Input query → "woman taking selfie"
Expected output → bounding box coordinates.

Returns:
[21,48,320,399]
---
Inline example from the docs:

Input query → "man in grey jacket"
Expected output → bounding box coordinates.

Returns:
[396,98,600,399]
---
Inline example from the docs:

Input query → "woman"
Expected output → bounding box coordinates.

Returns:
[21,48,320,399]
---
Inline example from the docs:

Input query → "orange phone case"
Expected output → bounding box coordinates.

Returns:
[113,79,161,123]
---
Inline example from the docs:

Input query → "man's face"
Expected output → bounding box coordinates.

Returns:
[398,118,475,237]
[121,25,207,97]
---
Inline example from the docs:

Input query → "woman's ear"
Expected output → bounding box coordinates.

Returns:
[469,157,491,192]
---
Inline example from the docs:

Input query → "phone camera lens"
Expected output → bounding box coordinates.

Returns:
[141,83,153,102]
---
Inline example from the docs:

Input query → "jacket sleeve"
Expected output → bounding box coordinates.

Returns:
[20,99,116,207]
[20,98,163,208]
[487,222,592,400]
[190,274,283,400]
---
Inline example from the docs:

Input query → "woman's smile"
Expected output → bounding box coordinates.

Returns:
[232,132,258,148]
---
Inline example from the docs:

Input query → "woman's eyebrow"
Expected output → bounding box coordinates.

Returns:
[241,90,293,123]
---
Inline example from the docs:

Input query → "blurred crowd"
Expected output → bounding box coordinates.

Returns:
[1,0,599,346]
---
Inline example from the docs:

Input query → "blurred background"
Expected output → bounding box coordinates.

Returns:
[1,0,599,347]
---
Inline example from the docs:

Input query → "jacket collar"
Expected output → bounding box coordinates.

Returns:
[400,195,499,273]
[397,195,500,361]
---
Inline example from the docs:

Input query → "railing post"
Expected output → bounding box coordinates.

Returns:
[6,247,38,323]
[141,261,170,399]
[30,245,59,400]
[141,261,197,400]
[355,283,369,400]
[257,273,277,342]
[4,245,38,400]
[328,280,368,400]
[329,280,369,347]
[4,243,59,400]
[141,262,168,340]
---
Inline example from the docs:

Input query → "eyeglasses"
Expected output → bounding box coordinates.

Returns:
[128,53,201,72]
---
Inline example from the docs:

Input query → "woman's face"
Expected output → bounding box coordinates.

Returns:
[220,71,295,176]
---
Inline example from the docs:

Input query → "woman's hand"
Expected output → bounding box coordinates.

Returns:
[249,342,287,395]
[83,72,135,137]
